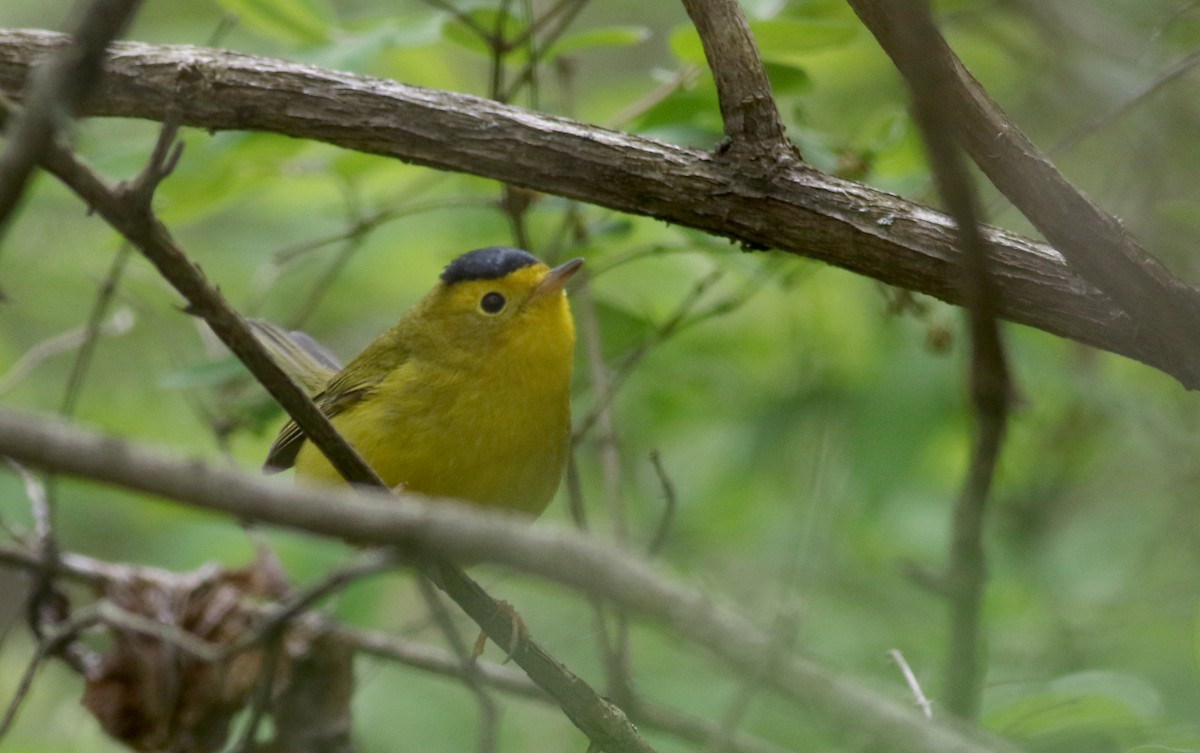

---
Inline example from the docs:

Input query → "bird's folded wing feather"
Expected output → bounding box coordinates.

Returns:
[263,380,378,471]
[260,318,411,474]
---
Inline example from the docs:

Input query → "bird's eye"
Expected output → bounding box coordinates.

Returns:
[480,291,506,314]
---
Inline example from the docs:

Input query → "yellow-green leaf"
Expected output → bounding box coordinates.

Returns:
[214,0,336,46]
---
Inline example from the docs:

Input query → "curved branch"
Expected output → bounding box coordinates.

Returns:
[846,0,1200,387]
[0,407,1026,753]
[0,29,1181,385]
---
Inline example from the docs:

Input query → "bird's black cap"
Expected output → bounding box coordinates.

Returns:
[440,247,539,285]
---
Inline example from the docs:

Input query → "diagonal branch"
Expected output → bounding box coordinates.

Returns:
[0,30,1187,386]
[0,0,143,237]
[15,123,656,753]
[0,407,1028,753]
[845,0,1200,388]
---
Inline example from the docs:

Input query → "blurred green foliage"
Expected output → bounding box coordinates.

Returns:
[2,0,1200,752]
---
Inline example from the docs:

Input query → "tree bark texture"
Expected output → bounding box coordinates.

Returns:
[0,29,1181,387]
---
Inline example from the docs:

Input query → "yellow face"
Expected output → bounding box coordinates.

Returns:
[419,261,579,362]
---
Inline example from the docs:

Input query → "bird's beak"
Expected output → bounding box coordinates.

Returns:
[533,258,584,298]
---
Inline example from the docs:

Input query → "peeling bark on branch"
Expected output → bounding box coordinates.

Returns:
[0,29,1183,387]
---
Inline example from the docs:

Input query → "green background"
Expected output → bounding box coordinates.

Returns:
[2,0,1200,751]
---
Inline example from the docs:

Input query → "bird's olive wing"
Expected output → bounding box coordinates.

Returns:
[262,382,377,472]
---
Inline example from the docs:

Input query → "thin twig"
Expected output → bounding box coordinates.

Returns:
[1049,49,1200,156]
[701,601,802,753]
[499,0,591,104]
[416,576,501,753]
[419,0,493,40]
[228,638,282,753]
[0,308,134,397]
[61,244,133,417]
[606,66,702,129]
[573,268,724,443]
[0,613,88,740]
[847,0,1200,388]
[574,267,635,709]
[224,549,399,659]
[645,451,677,558]
[874,0,1013,720]
[0,95,385,489]
[888,650,934,720]
[0,0,144,241]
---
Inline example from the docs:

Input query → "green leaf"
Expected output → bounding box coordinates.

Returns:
[762,61,812,96]
[668,25,708,66]
[214,0,336,46]
[313,14,446,70]
[670,19,856,68]
[985,671,1161,742]
[545,25,651,59]
[159,357,249,390]
[441,8,522,56]
[749,19,858,66]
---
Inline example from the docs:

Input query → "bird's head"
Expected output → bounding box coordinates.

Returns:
[416,247,583,364]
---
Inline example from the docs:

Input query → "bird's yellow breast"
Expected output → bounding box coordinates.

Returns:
[294,280,575,517]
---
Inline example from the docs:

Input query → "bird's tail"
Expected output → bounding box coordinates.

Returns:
[247,319,342,394]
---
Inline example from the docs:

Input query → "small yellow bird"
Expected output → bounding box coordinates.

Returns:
[254,247,582,518]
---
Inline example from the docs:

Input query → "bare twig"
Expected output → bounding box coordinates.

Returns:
[0,608,93,740]
[225,549,399,658]
[574,268,635,709]
[0,96,384,490]
[228,638,282,753]
[416,577,501,753]
[420,0,492,41]
[61,244,133,417]
[874,0,1013,720]
[499,0,591,104]
[1050,49,1200,156]
[0,307,134,397]
[573,268,724,443]
[702,603,802,753]
[0,0,143,239]
[606,66,702,129]
[888,650,933,720]
[645,451,677,558]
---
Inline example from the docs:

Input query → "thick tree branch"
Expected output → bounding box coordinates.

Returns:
[845,0,1200,388]
[0,407,1027,753]
[0,29,1188,387]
